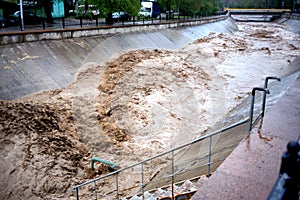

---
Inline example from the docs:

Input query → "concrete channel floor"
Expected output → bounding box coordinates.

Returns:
[191,74,300,200]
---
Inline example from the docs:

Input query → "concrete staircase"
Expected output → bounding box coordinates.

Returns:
[127,175,209,200]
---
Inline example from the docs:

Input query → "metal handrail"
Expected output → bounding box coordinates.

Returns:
[262,77,281,117]
[248,87,270,132]
[73,119,248,199]
[248,76,281,132]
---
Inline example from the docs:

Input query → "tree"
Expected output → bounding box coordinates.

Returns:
[117,0,141,15]
[182,0,204,15]
[158,0,177,12]
[158,0,219,15]
[87,0,140,17]
[223,0,292,8]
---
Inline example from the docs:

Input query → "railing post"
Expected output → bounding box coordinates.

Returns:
[116,173,119,198]
[171,150,175,199]
[74,187,79,200]
[93,181,97,200]
[62,18,65,29]
[208,135,212,175]
[248,87,270,132]
[262,76,281,117]
[42,18,45,29]
[141,163,144,200]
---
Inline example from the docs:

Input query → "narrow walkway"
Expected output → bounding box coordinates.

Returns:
[192,74,300,199]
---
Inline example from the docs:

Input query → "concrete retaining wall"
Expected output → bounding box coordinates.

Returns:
[284,14,300,34]
[0,16,227,45]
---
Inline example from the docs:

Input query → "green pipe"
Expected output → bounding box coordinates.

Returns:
[91,157,116,170]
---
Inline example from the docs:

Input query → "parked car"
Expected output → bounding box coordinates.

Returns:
[0,17,7,28]
[9,10,43,25]
[112,12,131,22]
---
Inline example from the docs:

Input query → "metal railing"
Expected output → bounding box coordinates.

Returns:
[1,13,227,33]
[248,76,281,132]
[248,87,270,132]
[73,119,248,199]
[72,76,281,199]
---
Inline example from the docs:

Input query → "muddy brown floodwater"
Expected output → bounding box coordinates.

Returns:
[0,21,299,199]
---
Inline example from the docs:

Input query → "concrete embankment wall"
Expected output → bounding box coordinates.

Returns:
[277,14,300,34]
[0,16,227,45]
[0,17,238,100]
[283,18,300,34]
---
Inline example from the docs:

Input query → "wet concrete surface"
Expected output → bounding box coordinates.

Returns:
[191,74,300,200]
[0,18,237,100]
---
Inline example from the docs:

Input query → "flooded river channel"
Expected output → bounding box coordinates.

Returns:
[0,20,299,199]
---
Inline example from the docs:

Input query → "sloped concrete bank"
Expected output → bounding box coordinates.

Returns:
[0,17,237,100]
[283,18,300,34]
[277,14,300,34]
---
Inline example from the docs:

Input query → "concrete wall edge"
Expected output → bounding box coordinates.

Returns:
[0,16,227,45]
